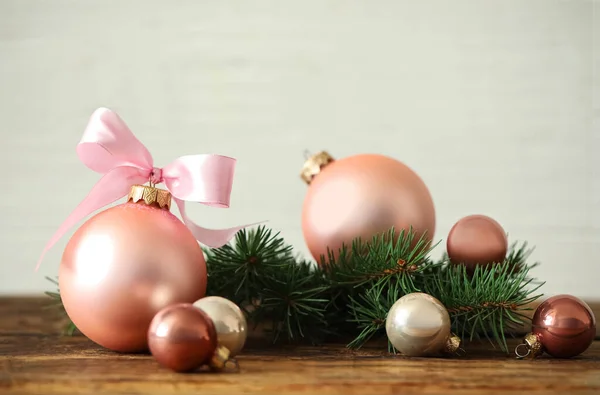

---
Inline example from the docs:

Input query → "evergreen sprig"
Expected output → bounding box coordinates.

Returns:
[425,260,543,352]
[46,225,543,354]
[44,276,77,336]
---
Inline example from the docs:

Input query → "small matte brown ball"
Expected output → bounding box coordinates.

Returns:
[447,214,507,272]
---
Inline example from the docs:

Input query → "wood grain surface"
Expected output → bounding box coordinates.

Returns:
[0,297,599,395]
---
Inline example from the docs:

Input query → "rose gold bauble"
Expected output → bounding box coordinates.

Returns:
[59,185,207,353]
[148,303,218,372]
[446,214,507,272]
[300,152,436,263]
[531,294,596,358]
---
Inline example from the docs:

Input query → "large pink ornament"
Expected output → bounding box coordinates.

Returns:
[60,188,206,352]
[300,152,436,264]
[38,108,251,352]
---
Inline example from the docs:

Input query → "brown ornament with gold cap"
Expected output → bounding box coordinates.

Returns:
[148,303,240,373]
[300,151,436,264]
[515,294,596,359]
[59,183,208,353]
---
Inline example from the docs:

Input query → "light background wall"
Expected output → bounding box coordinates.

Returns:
[1,0,598,298]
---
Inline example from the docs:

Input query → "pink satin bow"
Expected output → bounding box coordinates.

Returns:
[37,107,248,270]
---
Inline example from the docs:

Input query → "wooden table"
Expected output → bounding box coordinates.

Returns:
[1,297,599,395]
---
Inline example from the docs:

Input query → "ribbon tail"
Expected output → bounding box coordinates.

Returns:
[175,198,261,248]
[36,166,146,271]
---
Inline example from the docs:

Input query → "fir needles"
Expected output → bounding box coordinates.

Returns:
[44,276,77,336]
[203,226,542,352]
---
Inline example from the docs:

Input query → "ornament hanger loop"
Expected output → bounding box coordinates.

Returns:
[514,343,531,359]
[148,167,163,188]
[303,149,312,160]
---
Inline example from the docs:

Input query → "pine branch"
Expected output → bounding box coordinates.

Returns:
[323,228,440,288]
[44,276,77,336]
[340,240,543,351]
[205,226,295,305]
[329,228,442,350]
[347,280,400,350]
[206,226,335,343]
[424,242,543,352]
[505,240,537,273]
[255,260,331,344]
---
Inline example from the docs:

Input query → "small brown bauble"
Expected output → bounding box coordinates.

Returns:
[148,303,217,372]
[532,294,596,358]
[446,214,507,272]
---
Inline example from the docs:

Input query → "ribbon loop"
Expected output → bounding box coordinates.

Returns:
[37,107,249,270]
[77,108,154,173]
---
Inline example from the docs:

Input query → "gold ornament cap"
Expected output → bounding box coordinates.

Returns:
[515,332,543,359]
[127,185,172,210]
[209,345,239,372]
[300,151,335,185]
[443,333,462,355]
